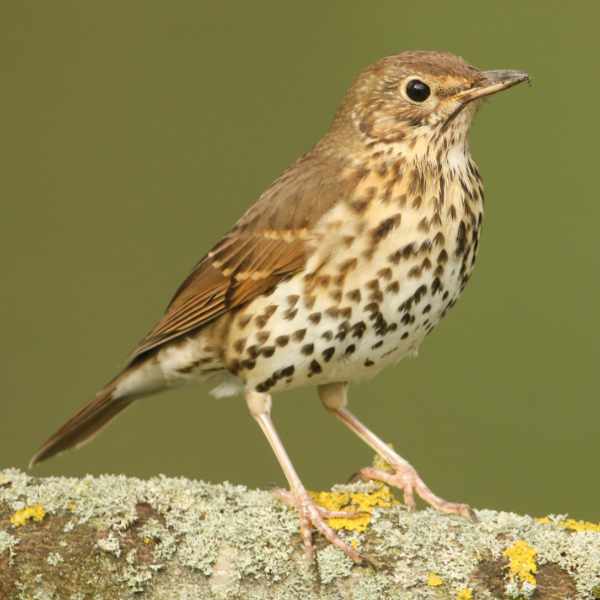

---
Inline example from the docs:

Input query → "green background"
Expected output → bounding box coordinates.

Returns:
[2,2,598,521]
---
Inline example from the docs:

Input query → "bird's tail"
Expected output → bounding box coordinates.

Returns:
[29,370,137,468]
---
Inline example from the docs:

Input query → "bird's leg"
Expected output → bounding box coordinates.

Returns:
[318,382,476,521]
[246,389,364,562]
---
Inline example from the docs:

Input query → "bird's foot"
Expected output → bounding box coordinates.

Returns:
[273,488,366,563]
[359,465,477,521]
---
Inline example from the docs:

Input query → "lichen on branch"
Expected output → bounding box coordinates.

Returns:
[0,468,599,599]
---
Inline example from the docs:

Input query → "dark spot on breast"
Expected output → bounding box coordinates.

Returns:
[330,289,342,302]
[352,321,366,339]
[256,331,270,344]
[371,213,402,241]
[238,314,252,329]
[325,306,340,319]
[345,344,356,355]
[407,266,421,278]
[333,274,346,287]
[401,332,409,339]
[364,359,375,367]
[456,221,467,256]
[261,346,275,358]
[372,340,383,349]
[338,321,350,331]
[402,243,415,259]
[339,306,352,319]
[364,302,379,313]
[322,347,335,362]
[396,193,407,207]
[301,343,314,355]
[411,195,423,209]
[255,381,272,393]
[422,304,431,314]
[388,250,402,265]
[413,285,427,303]
[386,281,400,294]
[378,267,392,280]
[255,316,268,329]
[309,312,321,325]
[398,298,413,312]
[281,365,295,378]
[322,330,333,341]
[304,295,316,310]
[241,359,256,370]
[339,258,358,273]
[432,278,443,294]
[247,345,260,359]
[433,231,445,246]
[275,335,289,347]
[287,295,300,307]
[317,275,331,288]
[347,289,362,303]
[373,313,389,336]
[292,329,307,342]
[309,359,322,375]
[369,290,384,303]
[234,338,247,354]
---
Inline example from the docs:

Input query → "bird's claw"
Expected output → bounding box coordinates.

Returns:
[273,488,366,563]
[359,466,477,522]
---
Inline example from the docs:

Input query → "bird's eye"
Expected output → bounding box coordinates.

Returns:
[406,79,431,102]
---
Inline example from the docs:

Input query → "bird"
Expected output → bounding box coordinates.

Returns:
[31,50,529,562]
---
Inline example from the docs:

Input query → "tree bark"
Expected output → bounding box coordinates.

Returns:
[0,468,598,599]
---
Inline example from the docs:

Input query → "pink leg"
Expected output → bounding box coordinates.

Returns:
[318,383,477,521]
[246,389,364,562]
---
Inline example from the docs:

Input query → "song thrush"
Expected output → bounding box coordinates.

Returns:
[31,51,529,562]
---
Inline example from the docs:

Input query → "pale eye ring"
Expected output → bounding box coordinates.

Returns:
[405,79,431,103]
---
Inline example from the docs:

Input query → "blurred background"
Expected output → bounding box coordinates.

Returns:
[2,2,598,521]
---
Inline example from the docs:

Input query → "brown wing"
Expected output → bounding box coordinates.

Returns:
[130,149,352,360]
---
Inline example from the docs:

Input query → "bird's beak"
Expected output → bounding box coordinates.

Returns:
[455,70,530,103]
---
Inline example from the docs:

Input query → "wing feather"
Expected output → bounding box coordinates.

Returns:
[129,149,353,360]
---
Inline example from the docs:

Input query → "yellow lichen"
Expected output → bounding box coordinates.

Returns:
[560,518,600,533]
[503,540,537,585]
[456,589,473,600]
[310,484,396,532]
[537,515,600,533]
[10,504,46,527]
[427,572,444,587]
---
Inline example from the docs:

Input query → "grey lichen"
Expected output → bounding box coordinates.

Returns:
[0,468,599,599]
[0,529,18,563]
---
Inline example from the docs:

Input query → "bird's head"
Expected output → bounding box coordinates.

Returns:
[332,51,529,161]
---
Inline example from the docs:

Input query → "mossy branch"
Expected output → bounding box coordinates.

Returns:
[1,468,599,599]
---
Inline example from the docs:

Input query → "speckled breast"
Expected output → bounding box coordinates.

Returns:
[225,154,484,394]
